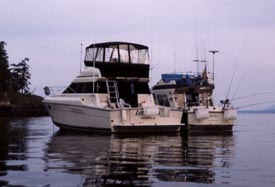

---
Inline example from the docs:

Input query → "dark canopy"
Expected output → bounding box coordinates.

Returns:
[84,41,150,78]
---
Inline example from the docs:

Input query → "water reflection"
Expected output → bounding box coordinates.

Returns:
[46,131,234,186]
[3,115,275,186]
[0,117,235,186]
[0,118,29,177]
[0,117,55,187]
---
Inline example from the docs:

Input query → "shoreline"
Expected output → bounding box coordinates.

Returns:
[0,93,48,117]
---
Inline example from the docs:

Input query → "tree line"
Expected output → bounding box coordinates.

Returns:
[0,41,31,101]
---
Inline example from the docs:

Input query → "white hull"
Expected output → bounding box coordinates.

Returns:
[44,98,183,133]
[43,42,184,133]
[182,107,236,131]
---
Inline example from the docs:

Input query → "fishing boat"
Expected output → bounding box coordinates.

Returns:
[43,42,183,133]
[152,68,237,132]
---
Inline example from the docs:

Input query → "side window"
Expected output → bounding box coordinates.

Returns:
[96,81,107,93]
[157,95,170,107]
[63,83,77,93]
[186,93,199,106]
[63,82,107,94]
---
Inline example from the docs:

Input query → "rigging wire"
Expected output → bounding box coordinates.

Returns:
[232,92,273,101]
[225,59,239,100]
[230,73,244,101]
[235,100,275,110]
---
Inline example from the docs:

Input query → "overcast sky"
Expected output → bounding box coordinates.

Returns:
[1,0,275,109]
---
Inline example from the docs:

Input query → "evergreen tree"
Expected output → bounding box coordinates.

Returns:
[0,41,10,92]
[10,58,31,94]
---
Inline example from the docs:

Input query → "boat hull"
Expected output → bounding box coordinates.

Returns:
[182,109,235,132]
[43,100,183,133]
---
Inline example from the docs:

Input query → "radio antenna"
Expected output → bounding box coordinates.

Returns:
[173,51,176,73]
[80,43,83,73]
[209,50,219,81]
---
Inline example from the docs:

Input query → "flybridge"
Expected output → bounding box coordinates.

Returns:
[84,42,150,78]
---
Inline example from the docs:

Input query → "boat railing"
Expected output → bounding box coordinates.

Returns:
[63,87,76,94]
[117,98,131,109]
[43,86,68,96]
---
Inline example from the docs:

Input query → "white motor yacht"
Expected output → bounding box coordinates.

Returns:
[43,42,183,133]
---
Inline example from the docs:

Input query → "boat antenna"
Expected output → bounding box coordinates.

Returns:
[209,50,219,81]
[92,43,95,93]
[203,41,207,72]
[174,51,176,73]
[149,49,153,82]
[193,59,199,75]
[194,33,200,75]
[80,43,83,73]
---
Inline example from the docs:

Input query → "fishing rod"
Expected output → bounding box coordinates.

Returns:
[225,61,238,101]
[230,73,244,101]
[221,60,239,109]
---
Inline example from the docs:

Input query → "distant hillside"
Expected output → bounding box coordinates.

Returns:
[239,105,275,114]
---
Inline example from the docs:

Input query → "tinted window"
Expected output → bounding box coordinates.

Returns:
[63,81,107,94]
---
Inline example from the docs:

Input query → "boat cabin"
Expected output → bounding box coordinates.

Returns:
[152,73,215,109]
[63,42,152,108]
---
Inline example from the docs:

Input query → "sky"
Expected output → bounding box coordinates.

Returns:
[1,0,275,110]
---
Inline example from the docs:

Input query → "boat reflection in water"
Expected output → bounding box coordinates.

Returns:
[46,131,234,186]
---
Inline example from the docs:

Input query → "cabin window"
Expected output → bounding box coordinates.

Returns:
[186,93,199,106]
[63,81,107,94]
[85,47,104,62]
[95,48,103,62]
[105,47,119,63]
[85,48,95,62]
[119,44,130,63]
[157,95,170,107]
[130,48,149,64]
[130,82,135,94]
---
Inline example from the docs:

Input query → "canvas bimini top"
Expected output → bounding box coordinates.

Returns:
[84,42,149,64]
[84,41,150,78]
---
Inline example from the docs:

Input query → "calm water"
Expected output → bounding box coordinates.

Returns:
[0,114,275,187]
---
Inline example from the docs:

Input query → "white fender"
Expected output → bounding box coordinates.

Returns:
[143,106,160,117]
[195,108,209,120]
[121,109,127,123]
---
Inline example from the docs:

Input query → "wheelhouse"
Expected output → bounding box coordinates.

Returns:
[152,73,215,108]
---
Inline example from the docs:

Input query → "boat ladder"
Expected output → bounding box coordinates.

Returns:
[106,80,120,106]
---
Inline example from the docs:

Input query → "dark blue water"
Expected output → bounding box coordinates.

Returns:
[0,114,275,187]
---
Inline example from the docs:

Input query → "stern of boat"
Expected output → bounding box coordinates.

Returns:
[110,106,184,133]
[183,107,237,132]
